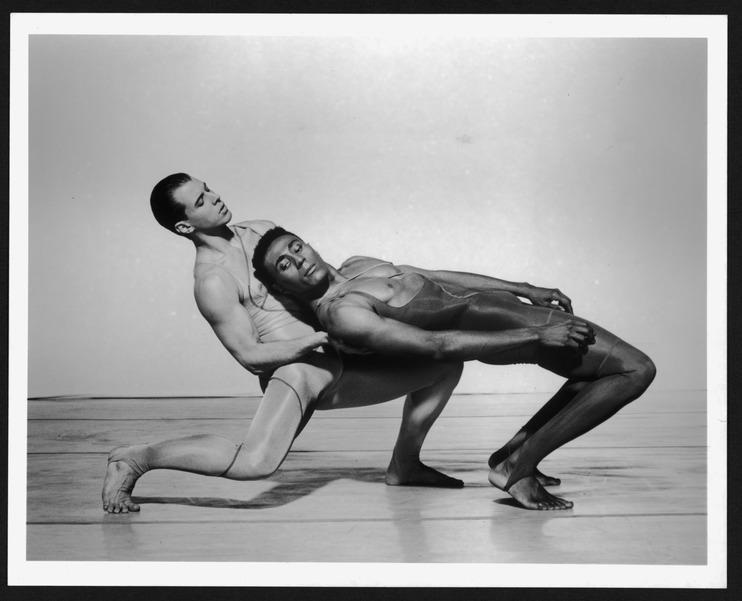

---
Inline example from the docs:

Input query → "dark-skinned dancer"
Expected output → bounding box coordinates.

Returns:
[253,227,656,510]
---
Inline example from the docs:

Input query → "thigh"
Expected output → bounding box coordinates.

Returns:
[246,352,343,445]
[536,312,637,380]
[460,294,637,379]
[316,356,457,410]
[265,351,343,414]
[461,293,557,365]
[457,290,554,331]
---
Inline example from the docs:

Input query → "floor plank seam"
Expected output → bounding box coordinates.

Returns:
[27,512,707,526]
[27,444,709,456]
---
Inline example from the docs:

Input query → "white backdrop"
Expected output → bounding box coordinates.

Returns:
[27,35,707,397]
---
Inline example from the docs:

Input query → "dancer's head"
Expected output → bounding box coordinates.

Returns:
[253,227,330,299]
[150,173,232,236]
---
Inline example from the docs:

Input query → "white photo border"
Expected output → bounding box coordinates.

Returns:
[8,12,727,588]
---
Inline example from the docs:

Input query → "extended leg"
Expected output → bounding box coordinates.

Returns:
[101,355,466,511]
[101,355,337,513]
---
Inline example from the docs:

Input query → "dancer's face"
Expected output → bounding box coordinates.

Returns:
[263,234,330,297]
[172,177,232,234]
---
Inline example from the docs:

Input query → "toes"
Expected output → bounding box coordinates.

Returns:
[552,496,572,510]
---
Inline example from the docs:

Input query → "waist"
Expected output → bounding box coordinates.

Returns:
[248,305,318,341]
[378,277,471,330]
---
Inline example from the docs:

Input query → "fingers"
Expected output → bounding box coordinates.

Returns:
[566,320,595,347]
[553,289,573,314]
[560,296,574,314]
[548,289,573,314]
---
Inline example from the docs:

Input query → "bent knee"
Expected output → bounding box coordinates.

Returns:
[225,447,282,480]
[625,351,656,393]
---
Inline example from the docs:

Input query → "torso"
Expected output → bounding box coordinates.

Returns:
[316,271,478,331]
[194,221,317,342]
[193,221,398,342]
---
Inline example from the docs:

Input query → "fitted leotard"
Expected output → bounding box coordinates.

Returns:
[317,272,630,380]
[318,273,477,330]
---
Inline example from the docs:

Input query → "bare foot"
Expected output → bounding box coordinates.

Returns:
[488,462,573,510]
[101,447,143,513]
[489,447,561,487]
[386,458,463,488]
[534,468,561,487]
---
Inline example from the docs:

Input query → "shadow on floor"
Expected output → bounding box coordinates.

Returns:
[133,466,387,510]
[133,463,480,510]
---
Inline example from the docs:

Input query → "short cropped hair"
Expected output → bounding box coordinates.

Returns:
[150,173,191,233]
[252,226,298,290]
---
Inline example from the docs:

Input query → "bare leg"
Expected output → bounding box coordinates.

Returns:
[386,362,464,487]
[102,356,337,513]
[489,346,656,510]
[488,380,590,485]
[319,357,466,487]
[102,355,466,512]
[457,296,656,509]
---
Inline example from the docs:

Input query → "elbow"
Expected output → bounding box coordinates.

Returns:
[234,351,268,376]
[238,358,261,376]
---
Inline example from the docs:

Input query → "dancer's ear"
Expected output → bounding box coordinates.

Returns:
[174,221,195,236]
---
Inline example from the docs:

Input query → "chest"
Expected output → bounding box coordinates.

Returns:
[344,272,427,308]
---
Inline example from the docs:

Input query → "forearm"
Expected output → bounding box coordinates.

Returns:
[234,334,326,375]
[357,324,541,361]
[431,328,540,361]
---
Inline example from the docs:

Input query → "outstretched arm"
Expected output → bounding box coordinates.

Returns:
[195,271,327,375]
[397,264,573,314]
[325,297,591,362]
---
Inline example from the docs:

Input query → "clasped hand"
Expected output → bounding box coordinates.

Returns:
[525,285,573,314]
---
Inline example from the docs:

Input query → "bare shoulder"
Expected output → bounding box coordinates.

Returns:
[323,293,377,333]
[193,266,239,317]
[232,219,277,235]
[339,255,401,279]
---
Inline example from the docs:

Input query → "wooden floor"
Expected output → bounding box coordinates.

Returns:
[27,390,707,564]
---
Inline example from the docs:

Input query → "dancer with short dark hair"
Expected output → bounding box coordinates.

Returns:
[253,227,657,510]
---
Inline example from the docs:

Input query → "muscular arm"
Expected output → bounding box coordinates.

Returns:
[195,271,327,375]
[326,298,540,361]
[326,295,591,361]
[397,264,531,295]
[397,264,573,313]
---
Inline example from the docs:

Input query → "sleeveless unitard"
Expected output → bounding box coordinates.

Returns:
[193,222,399,388]
[315,271,624,377]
